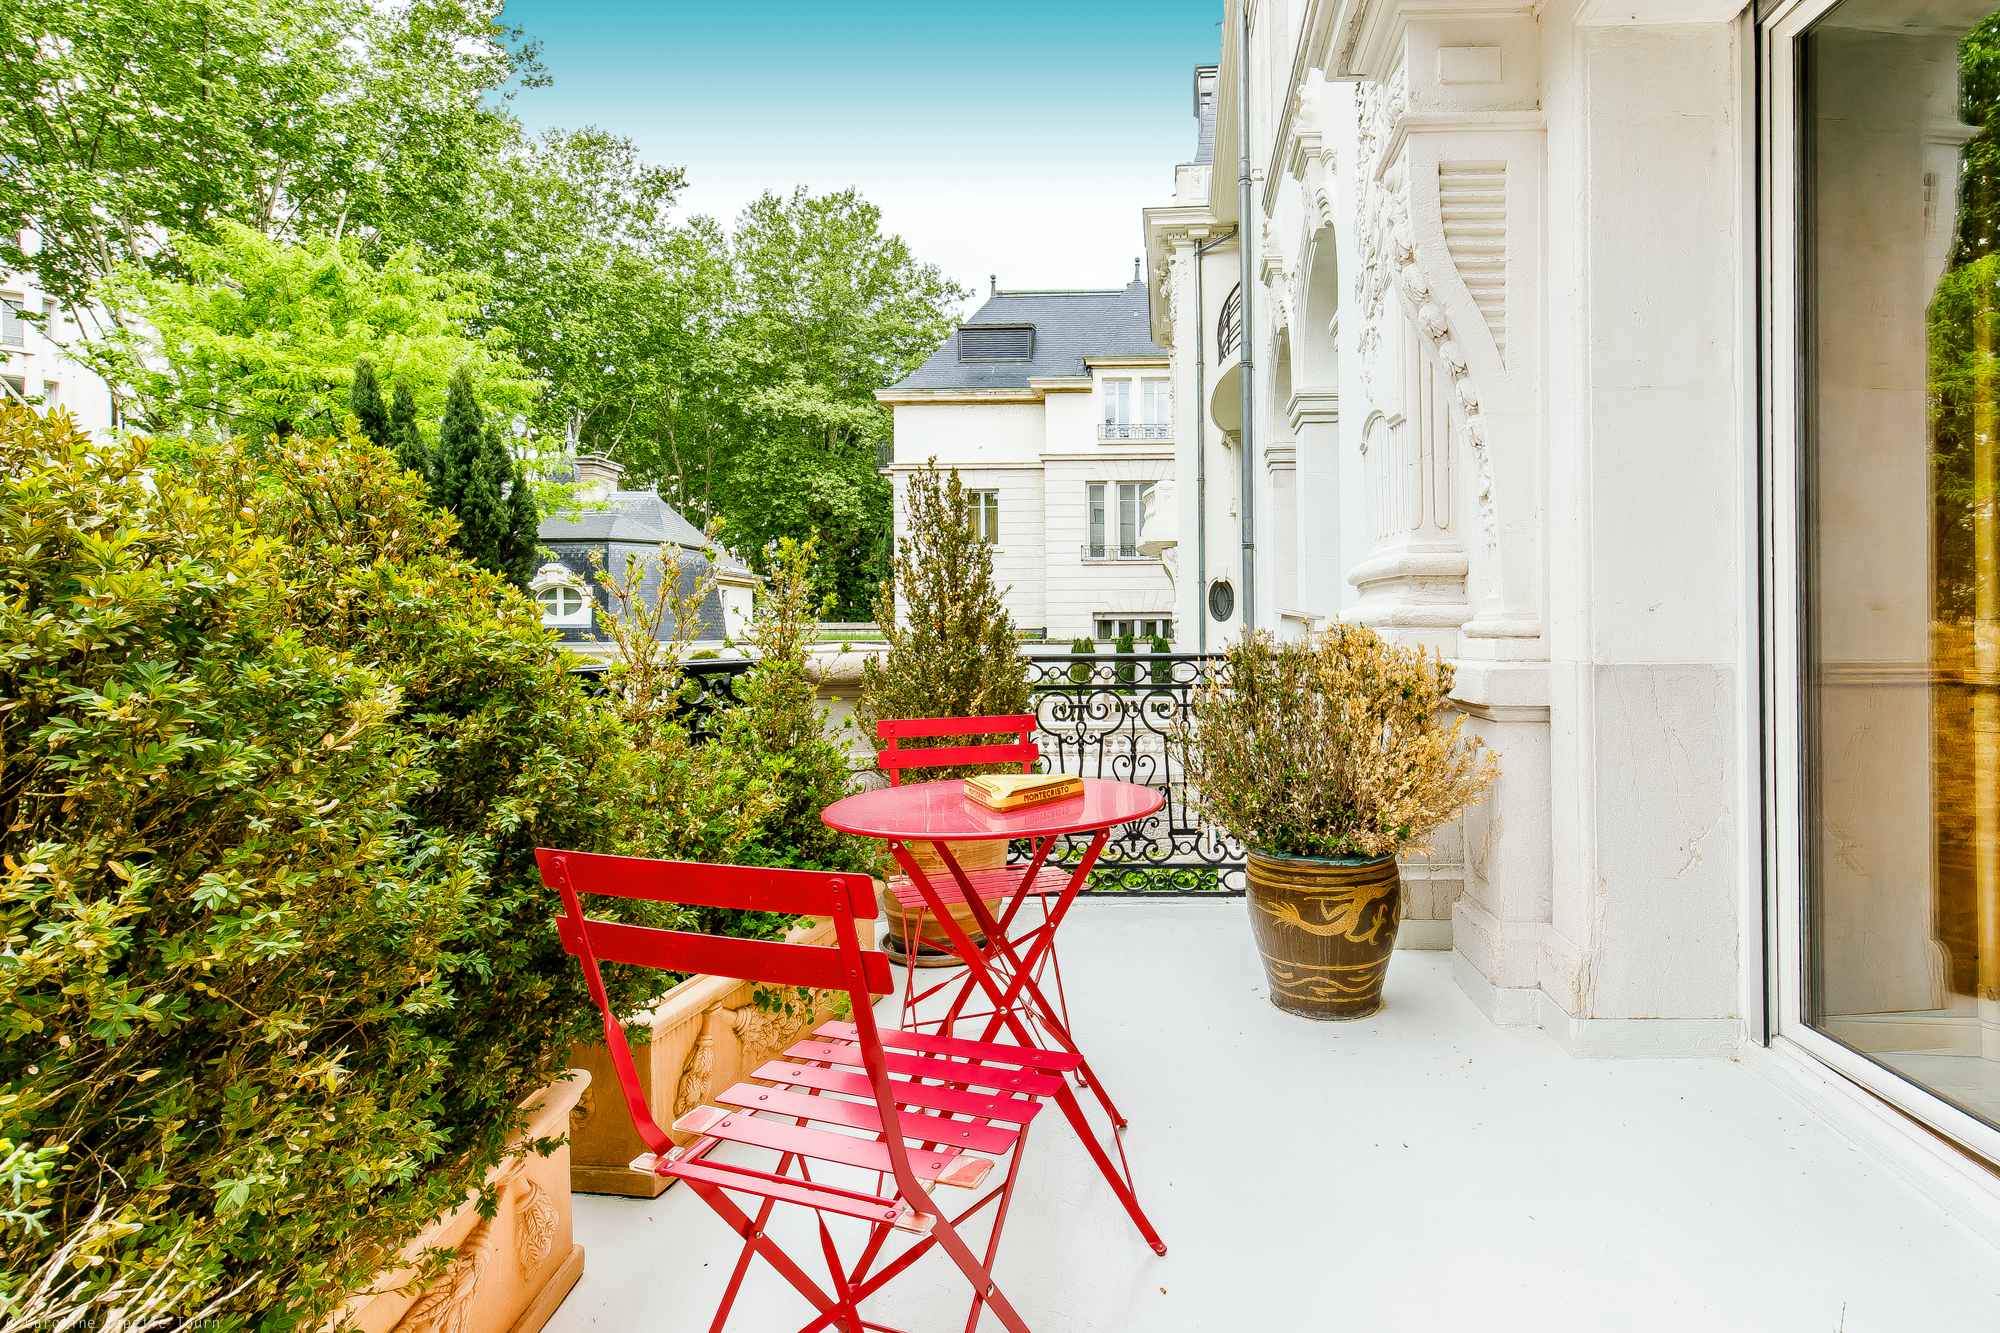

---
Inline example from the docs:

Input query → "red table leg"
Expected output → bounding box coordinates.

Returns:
[885,836,1167,1255]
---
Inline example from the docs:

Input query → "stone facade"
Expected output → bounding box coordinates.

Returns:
[1144,0,1753,1056]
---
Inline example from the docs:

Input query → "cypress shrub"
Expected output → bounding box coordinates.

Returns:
[1069,635,1095,685]
[857,463,1029,778]
[1149,632,1172,685]
[1115,631,1138,686]
[349,358,391,449]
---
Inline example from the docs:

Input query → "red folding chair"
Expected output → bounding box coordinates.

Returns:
[874,715,1075,1035]
[540,847,1067,1333]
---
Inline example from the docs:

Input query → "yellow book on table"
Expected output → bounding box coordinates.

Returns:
[963,773,1085,812]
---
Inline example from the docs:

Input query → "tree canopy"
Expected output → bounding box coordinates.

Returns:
[0,3,963,618]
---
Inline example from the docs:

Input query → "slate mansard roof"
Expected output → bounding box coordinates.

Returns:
[890,277,1165,393]
[536,460,750,644]
[539,487,752,577]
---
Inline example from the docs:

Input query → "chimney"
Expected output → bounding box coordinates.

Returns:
[1132,257,1141,284]
[574,453,625,504]
[989,273,997,295]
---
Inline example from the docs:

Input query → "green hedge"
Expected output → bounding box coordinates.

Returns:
[0,410,821,1326]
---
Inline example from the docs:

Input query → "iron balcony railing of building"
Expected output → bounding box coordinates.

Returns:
[1098,421,1172,442]
[1022,652,1241,894]
[1217,281,1244,361]
[572,652,1245,895]
[1081,543,1145,561]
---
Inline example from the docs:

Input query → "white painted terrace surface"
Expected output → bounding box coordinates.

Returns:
[551,900,2000,1332]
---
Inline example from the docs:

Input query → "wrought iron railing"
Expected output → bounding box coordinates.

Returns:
[1023,652,1242,894]
[1217,281,1243,362]
[572,651,1244,894]
[1098,421,1171,441]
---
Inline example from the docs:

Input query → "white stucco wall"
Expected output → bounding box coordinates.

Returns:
[884,366,1177,643]
[1,265,116,438]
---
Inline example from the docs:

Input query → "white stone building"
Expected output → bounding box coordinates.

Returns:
[1143,0,2000,1205]
[877,276,1178,644]
[1,258,116,435]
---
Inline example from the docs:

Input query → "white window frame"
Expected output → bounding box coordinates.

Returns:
[1141,377,1172,430]
[1101,377,1131,427]
[1086,480,1150,559]
[966,488,999,544]
[529,561,593,629]
[0,295,24,349]
[1761,0,2000,1166]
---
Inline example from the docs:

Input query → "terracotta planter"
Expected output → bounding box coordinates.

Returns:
[335,1071,589,1333]
[1245,850,1401,1020]
[567,918,845,1198]
[880,839,1004,966]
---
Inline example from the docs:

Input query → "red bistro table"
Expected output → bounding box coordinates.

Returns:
[820,777,1167,1255]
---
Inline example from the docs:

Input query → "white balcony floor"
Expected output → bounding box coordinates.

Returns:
[550,899,2000,1332]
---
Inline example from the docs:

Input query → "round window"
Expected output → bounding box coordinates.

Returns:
[1206,578,1235,623]
[536,585,584,618]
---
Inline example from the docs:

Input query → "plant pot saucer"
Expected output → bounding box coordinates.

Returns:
[879,923,986,968]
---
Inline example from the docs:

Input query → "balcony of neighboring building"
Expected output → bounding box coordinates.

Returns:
[1210,280,1244,435]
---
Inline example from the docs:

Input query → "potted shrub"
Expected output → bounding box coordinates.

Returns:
[567,536,869,1196]
[1114,631,1138,686]
[1183,625,1497,1019]
[1148,631,1172,685]
[1069,635,1095,684]
[857,463,1032,961]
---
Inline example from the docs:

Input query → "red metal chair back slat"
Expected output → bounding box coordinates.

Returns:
[875,713,1038,786]
[535,848,890,1159]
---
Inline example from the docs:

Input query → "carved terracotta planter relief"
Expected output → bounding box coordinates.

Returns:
[335,1071,590,1333]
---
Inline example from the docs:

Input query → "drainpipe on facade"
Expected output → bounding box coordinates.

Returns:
[1234,0,1258,635]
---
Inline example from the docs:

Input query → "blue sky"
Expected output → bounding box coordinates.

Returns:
[498,1,1221,305]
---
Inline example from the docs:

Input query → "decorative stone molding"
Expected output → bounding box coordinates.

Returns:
[1438,161,1508,361]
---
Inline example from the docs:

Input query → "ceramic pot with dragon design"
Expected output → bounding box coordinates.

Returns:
[1245,849,1401,1020]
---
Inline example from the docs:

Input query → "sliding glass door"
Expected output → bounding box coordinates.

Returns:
[1766,0,2000,1160]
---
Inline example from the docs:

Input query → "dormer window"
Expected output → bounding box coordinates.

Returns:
[529,562,591,628]
[537,585,584,618]
[957,324,1034,362]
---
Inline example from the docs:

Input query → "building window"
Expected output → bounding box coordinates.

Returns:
[1102,378,1131,429]
[537,585,584,619]
[0,297,23,349]
[1086,481,1151,558]
[1094,616,1173,642]
[966,489,999,543]
[1102,376,1170,440]
[530,561,591,628]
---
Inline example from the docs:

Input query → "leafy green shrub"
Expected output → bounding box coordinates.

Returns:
[1149,632,1172,685]
[0,410,748,1326]
[1114,632,1138,686]
[723,537,876,877]
[1068,636,1095,685]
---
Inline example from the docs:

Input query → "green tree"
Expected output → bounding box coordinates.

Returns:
[723,537,875,875]
[612,189,966,618]
[431,369,537,585]
[350,357,391,447]
[389,380,427,480]
[99,222,539,440]
[856,463,1029,778]
[0,0,536,335]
